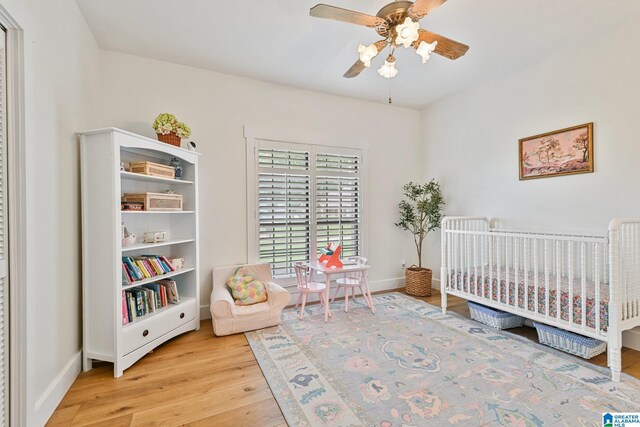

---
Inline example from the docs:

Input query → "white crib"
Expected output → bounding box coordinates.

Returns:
[440,216,640,382]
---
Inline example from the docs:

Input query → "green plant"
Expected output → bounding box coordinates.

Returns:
[152,113,192,138]
[395,180,444,268]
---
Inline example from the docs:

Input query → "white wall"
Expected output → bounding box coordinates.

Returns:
[99,51,422,313]
[421,17,640,279]
[0,0,101,424]
[420,16,640,345]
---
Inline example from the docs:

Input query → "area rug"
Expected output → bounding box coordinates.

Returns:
[246,293,640,426]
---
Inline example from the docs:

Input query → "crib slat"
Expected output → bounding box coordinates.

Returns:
[473,234,478,296]
[447,233,455,289]
[481,234,486,298]
[497,235,501,304]
[524,238,529,312]
[514,237,520,309]
[629,224,640,317]
[489,234,494,302]
[581,242,586,331]
[595,242,601,334]
[500,236,511,304]
[545,240,550,320]
[556,240,561,324]
[467,233,471,293]
[623,226,627,321]
[568,241,574,327]
[456,232,460,291]
[534,239,539,315]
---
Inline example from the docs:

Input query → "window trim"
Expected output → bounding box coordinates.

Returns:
[245,126,368,282]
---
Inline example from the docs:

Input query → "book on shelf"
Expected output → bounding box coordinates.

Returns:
[121,291,129,325]
[121,255,179,285]
[121,280,180,324]
[158,280,180,304]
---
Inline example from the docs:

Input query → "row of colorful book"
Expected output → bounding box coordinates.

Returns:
[122,280,180,325]
[122,255,176,284]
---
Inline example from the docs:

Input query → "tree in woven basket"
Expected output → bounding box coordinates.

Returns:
[395,180,444,268]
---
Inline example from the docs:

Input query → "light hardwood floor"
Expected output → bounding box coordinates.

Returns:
[48,290,640,426]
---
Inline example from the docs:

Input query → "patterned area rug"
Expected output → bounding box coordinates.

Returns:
[246,293,640,426]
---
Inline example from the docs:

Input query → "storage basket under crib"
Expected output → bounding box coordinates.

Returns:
[533,322,606,359]
[468,301,525,330]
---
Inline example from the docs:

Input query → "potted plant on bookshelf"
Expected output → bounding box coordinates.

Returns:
[152,113,191,147]
[395,180,444,297]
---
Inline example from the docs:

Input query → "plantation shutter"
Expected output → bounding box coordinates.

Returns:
[254,142,363,278]
[0,27,8,425]
[316,153,361,258]
[258,147,311,278]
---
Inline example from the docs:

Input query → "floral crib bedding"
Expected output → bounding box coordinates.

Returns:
[450,267,609,331]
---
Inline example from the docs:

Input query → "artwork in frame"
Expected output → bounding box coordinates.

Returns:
[519,122,593,180]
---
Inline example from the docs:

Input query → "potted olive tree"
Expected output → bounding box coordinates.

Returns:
[395,180,444,296]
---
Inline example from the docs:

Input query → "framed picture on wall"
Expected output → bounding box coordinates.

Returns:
[519,122,594,180]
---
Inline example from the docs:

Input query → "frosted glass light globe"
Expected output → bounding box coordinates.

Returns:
[395,17,420,48]
[378,56,398,79]
[358,43,379,67]
[416,40,438,63]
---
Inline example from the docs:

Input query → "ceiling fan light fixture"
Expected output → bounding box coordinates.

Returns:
[378,55,398,79]
[395,17,420,48]
[416,40,438,63]
[358,43,379,67]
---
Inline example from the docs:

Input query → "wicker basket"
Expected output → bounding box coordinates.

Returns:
[405,266,432,297]
[122,192,183,211]
[157,132,181,147]
[468,301,525,330]
[129,161,175,179]
[533,322,607,359]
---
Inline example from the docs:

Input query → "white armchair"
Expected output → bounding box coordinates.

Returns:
[210,263,290,336]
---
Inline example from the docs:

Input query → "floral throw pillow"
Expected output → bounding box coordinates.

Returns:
[226,267,268,306]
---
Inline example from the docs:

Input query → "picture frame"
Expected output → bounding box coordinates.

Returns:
[519,122,594,180]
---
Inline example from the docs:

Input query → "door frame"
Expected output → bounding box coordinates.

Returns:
[0,5,26,426]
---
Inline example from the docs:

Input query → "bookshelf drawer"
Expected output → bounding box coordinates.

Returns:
[123,298,196,354]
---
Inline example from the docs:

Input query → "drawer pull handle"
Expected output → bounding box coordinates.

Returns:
[180,312,185,319]
[142,329,149,337]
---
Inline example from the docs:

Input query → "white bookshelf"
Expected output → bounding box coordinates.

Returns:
[79,128,201,377]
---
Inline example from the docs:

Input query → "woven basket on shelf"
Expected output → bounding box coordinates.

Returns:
[156,132,181,147]
[405,266,432,297]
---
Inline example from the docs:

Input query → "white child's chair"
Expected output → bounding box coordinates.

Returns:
[332,256,373,312]
[294,262,332,320]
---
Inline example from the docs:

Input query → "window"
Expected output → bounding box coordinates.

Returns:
[251,140,363,278]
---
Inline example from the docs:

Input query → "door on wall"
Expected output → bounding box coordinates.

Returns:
[0,25,9,425]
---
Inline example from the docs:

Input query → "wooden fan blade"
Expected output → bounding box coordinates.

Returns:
[408,0,447,20]
[343,40,388,78]
[416,29,469,60]
[344,60,366,78]
[310,4,386,28]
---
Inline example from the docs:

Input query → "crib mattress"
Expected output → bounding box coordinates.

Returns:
[450,267,609,330]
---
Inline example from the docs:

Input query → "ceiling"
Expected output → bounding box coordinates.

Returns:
[76,0,636,109]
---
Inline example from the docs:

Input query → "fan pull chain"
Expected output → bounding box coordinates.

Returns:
[388,44,394,104]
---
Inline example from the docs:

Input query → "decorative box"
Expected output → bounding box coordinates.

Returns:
[121,202,144,211]
[468,301,525,330]
[143,231,168,243]
[533,322,606,359]
[129,161,175,179]
[169,257,184,269]
[122,192,183,211]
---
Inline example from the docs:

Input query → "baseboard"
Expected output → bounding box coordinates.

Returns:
[200,276,408,321]
[368,276,405,293]
[200,304,212,320]
[33,350,81,426]
[623,327,640,351]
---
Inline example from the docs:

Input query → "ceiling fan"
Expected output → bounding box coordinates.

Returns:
[309,0,469,79]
